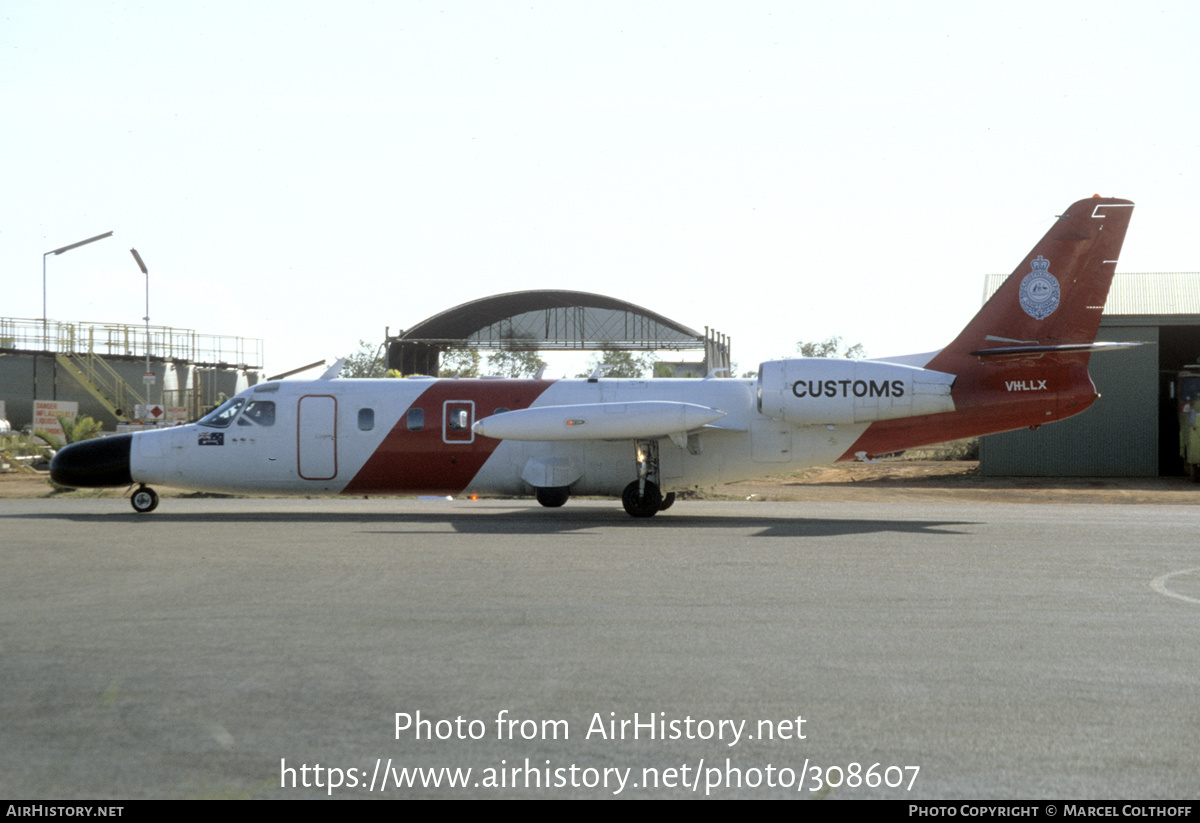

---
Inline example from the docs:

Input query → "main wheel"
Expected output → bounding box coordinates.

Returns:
[535,486,570,507]
[621,480,663,518]
[131,486,159,514]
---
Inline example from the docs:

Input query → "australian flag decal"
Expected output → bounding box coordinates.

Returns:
[198,432,224,446]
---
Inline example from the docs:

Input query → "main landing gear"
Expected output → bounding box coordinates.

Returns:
[533,439,679,518]
[622,479,661,518]
[621,439,676,518]
[535,486,570,508]
[130,485,159,513]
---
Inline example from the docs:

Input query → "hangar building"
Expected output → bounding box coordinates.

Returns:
[980,273,1200,477]
[386,290,730,377]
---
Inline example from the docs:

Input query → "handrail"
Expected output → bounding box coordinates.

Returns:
[1,316,263,368]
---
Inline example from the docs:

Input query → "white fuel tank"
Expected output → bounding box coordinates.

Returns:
[474,400,727,441]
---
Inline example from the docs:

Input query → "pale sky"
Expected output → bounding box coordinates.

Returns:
[3,1,1197,378]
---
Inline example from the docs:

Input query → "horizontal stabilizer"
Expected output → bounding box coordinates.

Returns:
[474,401,727,441]
[969,342,1147,358]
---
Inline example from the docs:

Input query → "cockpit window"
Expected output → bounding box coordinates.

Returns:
[237,400,276,427]
[198,397,246,428]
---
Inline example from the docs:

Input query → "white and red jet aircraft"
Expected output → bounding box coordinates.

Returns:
[52,196,1135,517]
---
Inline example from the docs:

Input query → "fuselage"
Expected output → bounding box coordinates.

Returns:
[49,353,1105,501]
[114,375,869,497]
[47,196,1137,517]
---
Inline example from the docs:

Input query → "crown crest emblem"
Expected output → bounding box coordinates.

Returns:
[1018,256,1059,320]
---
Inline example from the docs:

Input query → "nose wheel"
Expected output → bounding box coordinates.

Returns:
[130,485,159,514]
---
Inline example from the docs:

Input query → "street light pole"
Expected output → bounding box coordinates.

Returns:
[42,230,114,350]
[130,249,152,407]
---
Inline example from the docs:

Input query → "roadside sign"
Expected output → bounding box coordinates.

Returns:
[134,404,166,421]
[33,400,78,436]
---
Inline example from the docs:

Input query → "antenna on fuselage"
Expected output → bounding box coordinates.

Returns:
[319,358,346,379]
[587,364,613,382]
[266,360,328,381]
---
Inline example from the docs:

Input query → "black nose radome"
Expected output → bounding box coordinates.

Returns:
[50,433,133,488]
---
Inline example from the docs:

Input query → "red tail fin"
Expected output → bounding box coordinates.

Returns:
[844,196,1134,459]
[928,196,1134,373]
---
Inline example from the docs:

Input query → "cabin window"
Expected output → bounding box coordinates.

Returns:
[198,397,245,428]
[237,400,276,427]
[406,408,424,431]
[358,408,375,431]
[449,409,469,430]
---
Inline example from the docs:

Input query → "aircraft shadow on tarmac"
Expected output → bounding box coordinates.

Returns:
[9,505,978,539]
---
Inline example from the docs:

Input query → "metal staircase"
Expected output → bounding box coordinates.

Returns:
[2,316,261,429]
[54,352,145,423]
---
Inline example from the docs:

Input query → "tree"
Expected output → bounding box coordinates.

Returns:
[577,349,656,379]
[796,336,865,360]
[481,331,545,378]
[341,339,387,378]
[439,348,482,378]
[32,414,104,451]
[1,432,52,473]
[486,348,544,378]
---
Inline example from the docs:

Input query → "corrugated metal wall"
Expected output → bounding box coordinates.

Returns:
[980,325,1160,476]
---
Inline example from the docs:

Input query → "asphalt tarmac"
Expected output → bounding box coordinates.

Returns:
[2,497,1198,799]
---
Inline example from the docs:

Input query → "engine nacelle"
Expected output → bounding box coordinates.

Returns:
[758,358,956,425]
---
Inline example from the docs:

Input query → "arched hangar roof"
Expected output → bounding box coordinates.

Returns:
[397,290,704,351]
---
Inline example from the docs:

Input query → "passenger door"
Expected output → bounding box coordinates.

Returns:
[298,395,338,479]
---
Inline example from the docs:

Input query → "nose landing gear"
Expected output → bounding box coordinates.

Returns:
[130,485,159,514]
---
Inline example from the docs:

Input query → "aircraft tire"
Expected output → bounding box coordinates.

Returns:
[535,486,570,508]
[658,492,676,511]
[131,486,159,514]
[622,480,662,518]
